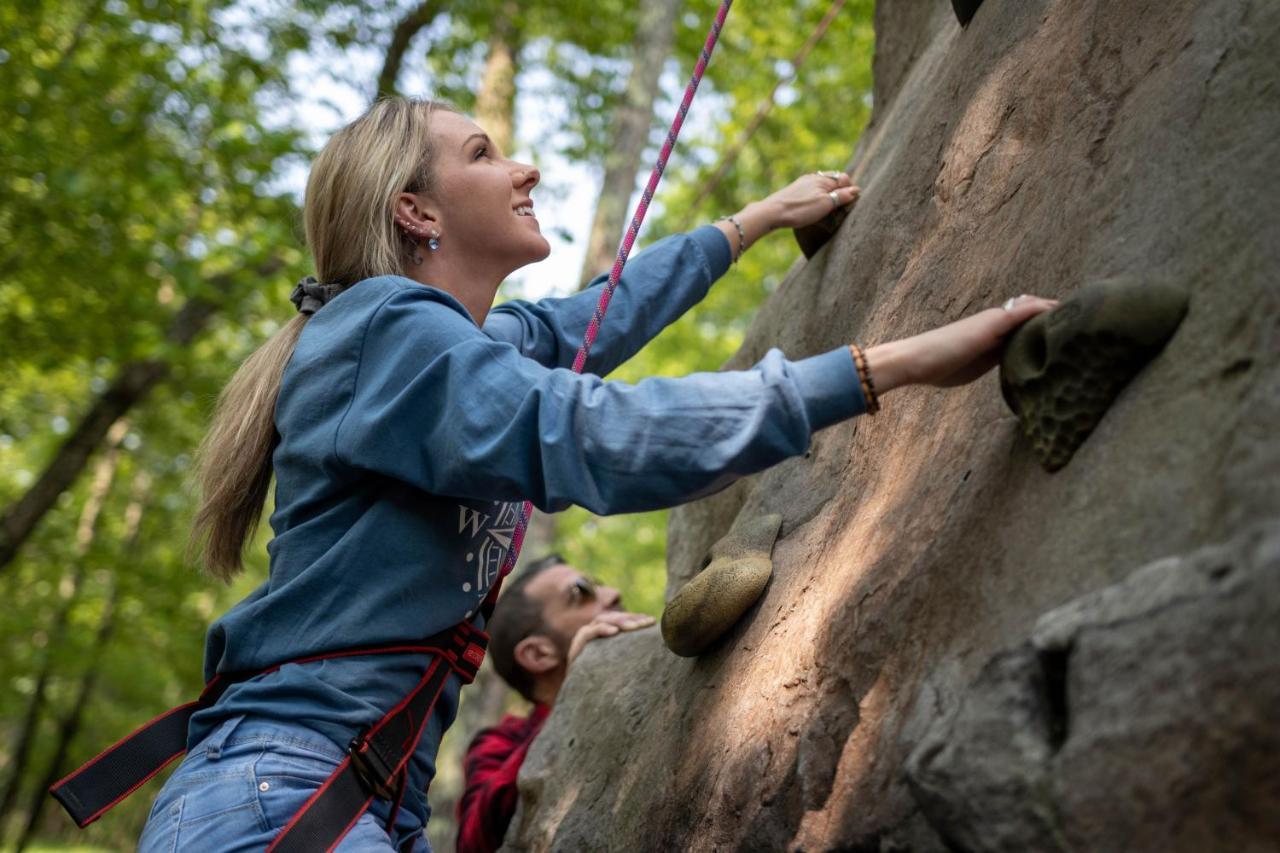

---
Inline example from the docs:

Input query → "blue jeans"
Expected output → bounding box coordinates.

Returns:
[137,716,430,852]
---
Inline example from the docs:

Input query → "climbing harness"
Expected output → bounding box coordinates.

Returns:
[50,0,734,848]
[49,624,488,843]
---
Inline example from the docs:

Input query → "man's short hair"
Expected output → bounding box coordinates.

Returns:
[488,553,567,701]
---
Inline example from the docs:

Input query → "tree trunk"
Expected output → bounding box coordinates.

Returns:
[0,259,281,573]
[13,471,149,851]
[474,3,521,155]
[576,0,683,288]
[0,420,129,842]
[13,581,120,853]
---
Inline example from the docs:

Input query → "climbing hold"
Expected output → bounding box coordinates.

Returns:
[1000,277,1189,472]
[661,513,782,658]
[793,205,852,259]
[951,0,984,27]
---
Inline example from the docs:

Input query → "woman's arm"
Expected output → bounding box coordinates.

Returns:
[481,170,863,373]
[334,286,864,516]
[713,171,861,261]
[481,225,731,375]
[331,286,1054,516]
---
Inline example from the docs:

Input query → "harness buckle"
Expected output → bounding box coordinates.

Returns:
[347,732,399,800]
[462,642,486,669]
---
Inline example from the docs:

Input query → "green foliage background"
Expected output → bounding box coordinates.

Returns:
[0,0,873,848]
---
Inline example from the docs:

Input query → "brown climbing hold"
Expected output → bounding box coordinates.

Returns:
[1000,277,1189,472]
[793,205,852,259]
[661,513,782,658]
[951,0,984,27]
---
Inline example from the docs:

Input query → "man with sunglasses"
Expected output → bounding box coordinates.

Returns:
[456,554,654,853]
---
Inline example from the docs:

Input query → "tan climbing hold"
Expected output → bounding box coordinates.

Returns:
[661,513,782,658]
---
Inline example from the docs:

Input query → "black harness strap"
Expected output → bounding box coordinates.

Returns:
[50,620,488,849]
[267,655,454,852]
[270,623,487,851]
[48,701,200,828]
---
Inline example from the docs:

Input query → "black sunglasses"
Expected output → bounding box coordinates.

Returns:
[566,576,601,605]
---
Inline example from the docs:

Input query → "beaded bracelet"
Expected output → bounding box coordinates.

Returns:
[716,215,747,263]
[849,343,881,414]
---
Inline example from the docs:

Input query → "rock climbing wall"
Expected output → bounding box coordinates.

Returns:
[506,0,1280,849]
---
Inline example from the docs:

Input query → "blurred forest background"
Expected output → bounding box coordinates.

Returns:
[0,0,874,848]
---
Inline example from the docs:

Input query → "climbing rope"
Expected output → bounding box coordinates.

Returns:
[498,0,735,580]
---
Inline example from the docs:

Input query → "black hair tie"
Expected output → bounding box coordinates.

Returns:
[290,276,344,316]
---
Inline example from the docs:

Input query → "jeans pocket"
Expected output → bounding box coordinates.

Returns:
[253,746,344,832]
[159,760,269,853]
[140,750,263,852]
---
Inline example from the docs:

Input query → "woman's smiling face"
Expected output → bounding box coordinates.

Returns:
[410,111,550,275]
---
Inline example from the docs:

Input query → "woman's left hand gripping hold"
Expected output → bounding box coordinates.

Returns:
[761,170,860,229]
[714,171,860,262]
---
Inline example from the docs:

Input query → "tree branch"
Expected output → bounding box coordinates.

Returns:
[377,0,442,100]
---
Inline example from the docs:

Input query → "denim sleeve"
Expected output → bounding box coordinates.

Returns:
[480,225,732,374]
[334,284,865,515]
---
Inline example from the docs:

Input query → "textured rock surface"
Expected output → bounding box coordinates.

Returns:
[506,0,1280,849]
[906,523,1280,852]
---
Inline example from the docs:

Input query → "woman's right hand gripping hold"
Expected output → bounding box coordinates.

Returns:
[865,295,1059,395]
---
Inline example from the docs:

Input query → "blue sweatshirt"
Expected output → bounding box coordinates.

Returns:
[190,225,865,835]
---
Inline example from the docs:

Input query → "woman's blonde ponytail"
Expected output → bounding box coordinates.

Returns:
[189,316,305,580]
[189,98,452,580]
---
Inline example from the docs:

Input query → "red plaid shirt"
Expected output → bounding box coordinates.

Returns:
[456,703,550,853]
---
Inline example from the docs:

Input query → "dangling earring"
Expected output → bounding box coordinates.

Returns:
[428,231,440,252]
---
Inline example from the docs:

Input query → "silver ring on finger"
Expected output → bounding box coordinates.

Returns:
[1002,297,1017,311]
[828,189,841,207]
[818,170,843,179]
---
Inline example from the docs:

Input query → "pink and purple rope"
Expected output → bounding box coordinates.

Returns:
[496,0,735,582]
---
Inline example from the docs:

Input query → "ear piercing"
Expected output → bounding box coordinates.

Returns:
[396,217,440,254]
